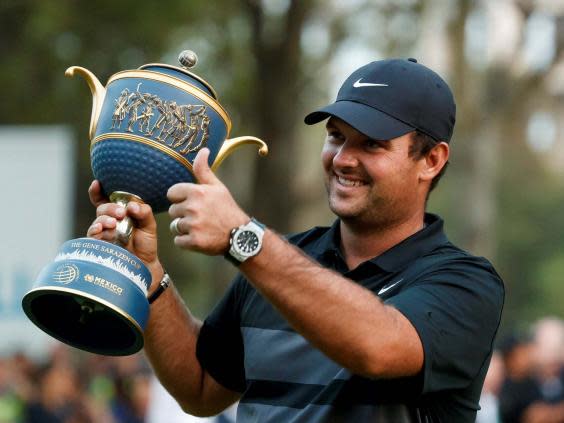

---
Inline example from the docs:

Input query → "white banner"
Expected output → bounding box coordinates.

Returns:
[0,126,74,357]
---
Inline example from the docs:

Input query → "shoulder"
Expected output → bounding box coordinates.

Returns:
[405,241,505,307]
[418,240,502,279]
[387,242,505,397]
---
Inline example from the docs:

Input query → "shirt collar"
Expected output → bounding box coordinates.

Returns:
[312,213,449,272]
[310,220,342,265]
[369,213,449,272]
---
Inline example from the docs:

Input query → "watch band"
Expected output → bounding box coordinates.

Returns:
[147,272,172,304]
[224,242,242,266]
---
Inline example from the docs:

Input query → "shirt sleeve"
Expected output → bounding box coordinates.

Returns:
[196,274,248,393]
[386,256,505,394]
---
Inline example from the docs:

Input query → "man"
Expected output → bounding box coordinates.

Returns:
[88,58,504,422]
[498,332,538,422]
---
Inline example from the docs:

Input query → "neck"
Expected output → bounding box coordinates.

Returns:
[340,210,426,270]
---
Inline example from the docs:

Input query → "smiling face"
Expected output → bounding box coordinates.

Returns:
[321,117,430,229]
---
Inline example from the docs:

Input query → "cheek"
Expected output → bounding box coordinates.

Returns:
[369,159,415,191]
[321,145,335,171]
[392,162,421,195]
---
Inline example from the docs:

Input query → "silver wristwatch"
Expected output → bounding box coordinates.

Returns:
[226,218,265,265]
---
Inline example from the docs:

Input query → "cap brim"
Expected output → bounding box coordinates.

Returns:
[304,101,415,140]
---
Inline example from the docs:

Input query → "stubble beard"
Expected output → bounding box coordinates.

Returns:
[325,178,397,232]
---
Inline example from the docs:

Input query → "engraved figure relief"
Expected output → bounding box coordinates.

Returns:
[138,102,154,133]
[172,105,210,154]
[110,83,210,154]
[111,89,131,129]
[181,115,210,154]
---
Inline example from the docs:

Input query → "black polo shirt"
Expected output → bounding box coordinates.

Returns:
[197,214,505,422]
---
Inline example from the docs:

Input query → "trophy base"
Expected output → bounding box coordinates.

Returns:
[22,287,144,356]
[22,238,152,356]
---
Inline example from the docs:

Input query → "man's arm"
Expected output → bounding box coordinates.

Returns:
[142,269,241,416]
[239,230,423,378]
[87,181,240,416]
[168,149,424,379]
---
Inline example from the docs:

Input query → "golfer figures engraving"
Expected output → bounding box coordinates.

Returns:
[22,50,268,356]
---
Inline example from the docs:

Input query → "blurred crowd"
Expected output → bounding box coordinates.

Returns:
[0,345,152,423]
[478,317,564,423]
[1,317,562,423]
[0,344,236,423]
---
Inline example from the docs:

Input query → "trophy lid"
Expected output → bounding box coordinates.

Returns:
[139,50,219,100]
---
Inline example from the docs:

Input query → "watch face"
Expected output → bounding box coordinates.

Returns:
[236,230,260,254]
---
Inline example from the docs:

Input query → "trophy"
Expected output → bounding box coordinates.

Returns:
[22,51,268,356]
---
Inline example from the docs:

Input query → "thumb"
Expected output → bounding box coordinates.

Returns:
[193,148,220,185]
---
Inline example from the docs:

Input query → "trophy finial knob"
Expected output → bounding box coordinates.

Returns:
[178,50,198,69]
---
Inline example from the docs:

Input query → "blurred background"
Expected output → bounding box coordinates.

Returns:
[1,0,564,421]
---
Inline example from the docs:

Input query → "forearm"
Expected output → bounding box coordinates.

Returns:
[143,267,238,416]
[239,230,423,378]
[143,268,204,407]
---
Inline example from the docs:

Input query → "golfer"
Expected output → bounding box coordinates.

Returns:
[88,58,504,422]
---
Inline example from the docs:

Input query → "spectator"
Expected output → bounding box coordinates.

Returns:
[25,364,91,423]
[0,355,27,423]
[521,318,564,423]
[477,350,505,423]
[498,331,539,422]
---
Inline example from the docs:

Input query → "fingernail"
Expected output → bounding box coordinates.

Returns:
[129,203,140,213]
[116,207,125,217]
[105,217,116,225]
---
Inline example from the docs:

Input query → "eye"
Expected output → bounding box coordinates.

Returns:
[326,130,344,142]
[365,139,384,150]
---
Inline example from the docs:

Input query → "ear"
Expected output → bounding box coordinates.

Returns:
[419,142,449,183]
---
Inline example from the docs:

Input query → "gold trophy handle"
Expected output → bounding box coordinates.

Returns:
[65,66,106,140]
[211,136,269,171]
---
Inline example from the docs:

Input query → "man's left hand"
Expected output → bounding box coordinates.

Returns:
[167,147,250,255]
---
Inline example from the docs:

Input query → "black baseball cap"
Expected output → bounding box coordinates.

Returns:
[304,58,456,142]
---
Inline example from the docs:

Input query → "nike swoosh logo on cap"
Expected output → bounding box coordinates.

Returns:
[353,78,389,88]
[378,278,404,295]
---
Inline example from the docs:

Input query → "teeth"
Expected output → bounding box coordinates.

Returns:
[337,176,364,187]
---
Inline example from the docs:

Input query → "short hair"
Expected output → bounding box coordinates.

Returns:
[408,130,449,194]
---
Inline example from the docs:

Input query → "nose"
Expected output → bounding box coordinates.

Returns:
[332,140,359,168]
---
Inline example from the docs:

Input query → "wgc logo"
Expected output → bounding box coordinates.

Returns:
[52,264,80,284]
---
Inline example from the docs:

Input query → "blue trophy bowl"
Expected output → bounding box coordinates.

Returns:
[90,62,230,213]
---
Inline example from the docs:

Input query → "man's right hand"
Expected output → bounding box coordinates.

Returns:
[86,180,162,278]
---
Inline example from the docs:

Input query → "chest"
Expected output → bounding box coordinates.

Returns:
[240,292,350,386]
[236,292,418,422]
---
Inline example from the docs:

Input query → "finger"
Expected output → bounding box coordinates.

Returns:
[87,215,119,241]
[167,183,192,204]
[87,222,103,237]
[125,201,157,233]
[89,227,117,243]
[173,234,193,249]
[96,203,126,219]
[168,202,190,219]
[88,180,109,207]
[193,148,220,185]
[87,215,118,235]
